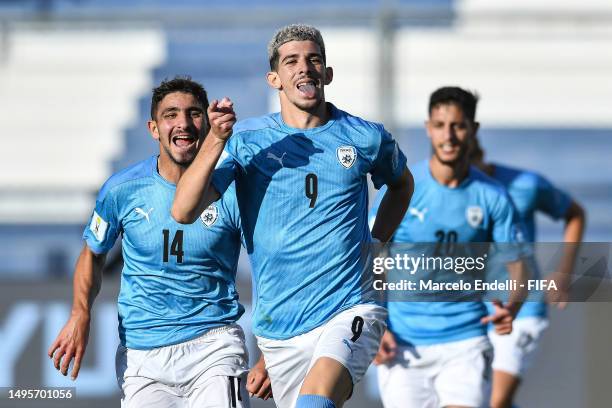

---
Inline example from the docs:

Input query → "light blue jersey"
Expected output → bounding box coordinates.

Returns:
[83,155,244,349]
[370,160,522,346]
[212,103,407,340]
[489,163,572,319]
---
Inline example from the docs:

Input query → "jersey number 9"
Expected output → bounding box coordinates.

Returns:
[305,173,318,208]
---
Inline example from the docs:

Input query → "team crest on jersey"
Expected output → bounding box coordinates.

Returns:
[466,206,484,228]
[200,204,219,227]
[337,146,357,169]
[512,224,526,243]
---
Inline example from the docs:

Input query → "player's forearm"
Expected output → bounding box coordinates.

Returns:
[558,201,586,276]
[564,201,585,244]
[505,259,528,314]
[371,168,413,243]
[71,245,105,317]
[172,135,225,223]
[254,353,266,370]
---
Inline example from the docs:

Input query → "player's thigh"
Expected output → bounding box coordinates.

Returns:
[299,357,353,406]
[117,325,250,408]
[489,317,549,377]
[188,374,250,408]
[182,325,250,405]
[181,325,250,380]
[311,304,387,386]
[121,378,184,408]
[116,345,182,408]
[257,331,318,408]
[435,337,493,408]
[377,358,438,408]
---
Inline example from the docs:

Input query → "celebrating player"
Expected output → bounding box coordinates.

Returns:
[372,86,526,408]
[48,77,269,407]
[172,24,413,408]
[468,90,586,408]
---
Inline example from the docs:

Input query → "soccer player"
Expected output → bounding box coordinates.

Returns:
[172,24,413,408]
[48,77,267,407]
[468,91,586,408]
[372,86,526,408]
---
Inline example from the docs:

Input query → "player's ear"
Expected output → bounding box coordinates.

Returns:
[473,121,480,134]
[148,120,160,141]
[266,71,282,90]
[425,120,432,138]
[324,66,333,85]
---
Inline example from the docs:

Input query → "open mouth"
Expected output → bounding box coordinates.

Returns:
[296,80,317,98]
[440,142,459,154]
[172,134,196,148]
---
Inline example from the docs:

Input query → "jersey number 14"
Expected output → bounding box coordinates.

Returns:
[162,229,184,263]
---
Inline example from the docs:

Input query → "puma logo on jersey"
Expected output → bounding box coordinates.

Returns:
[134,207,154,223]
[267,151,286,167]
[409,207,427,223]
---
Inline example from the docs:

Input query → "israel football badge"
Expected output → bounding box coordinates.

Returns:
[337,146,357,169]
[200,204,219,227]
[466,206,484,228]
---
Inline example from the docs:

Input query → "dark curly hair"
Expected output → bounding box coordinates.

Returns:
[428,86,479,122]
[150,76,209,122]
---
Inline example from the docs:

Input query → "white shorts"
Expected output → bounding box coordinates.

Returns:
[116,324,250,408]
[377,336,493,408]
[489,316,549,377]
[257,304,387,408]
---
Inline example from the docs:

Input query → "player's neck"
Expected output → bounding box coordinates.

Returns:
[473,159,495,176]
[280,98,330,129]
[157,156,186,185]
[429,156,470,188]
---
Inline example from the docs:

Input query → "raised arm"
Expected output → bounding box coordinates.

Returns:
[371,168,414,243]
[48,244,106,380]
[172,98,236,224]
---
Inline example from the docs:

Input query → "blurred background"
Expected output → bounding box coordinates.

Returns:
[0,0,610,407]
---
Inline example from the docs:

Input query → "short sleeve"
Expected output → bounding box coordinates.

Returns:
[211,150,238,196]
[370,129,407,189]
[220,183,242,235]
[491,192,529,263]
[82,189,121,254]
[535,175,572,220]
[368,185,387,231]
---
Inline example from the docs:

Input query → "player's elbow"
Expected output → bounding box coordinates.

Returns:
[388,168,414,202]
[171,205,197,224]
[566,200,586,224]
